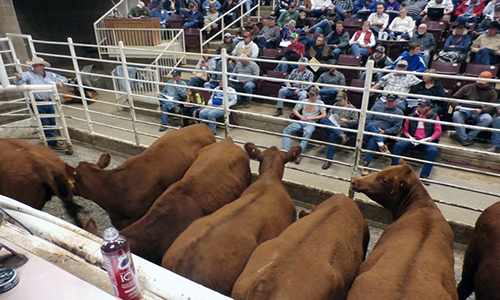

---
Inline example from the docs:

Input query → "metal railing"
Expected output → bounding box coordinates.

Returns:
[2,35,500,226]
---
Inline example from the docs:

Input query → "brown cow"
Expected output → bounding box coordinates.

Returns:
[120,137,251,264]
[231,194,369,300]
[458,201,500,300]
[348,162,458,300]
[161,143,300,295]
[66,124,215,229]
[0,139,80,224]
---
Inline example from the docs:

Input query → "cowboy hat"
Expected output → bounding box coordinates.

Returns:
[27,57,51,67]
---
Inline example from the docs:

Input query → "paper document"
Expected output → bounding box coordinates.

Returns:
[158,93,174,101]
[309,57,321,73]
[328,114,341,127]
[459,107,478,112]
[406,98,420,108]
[279,41,291,48]
[410,136,432,147]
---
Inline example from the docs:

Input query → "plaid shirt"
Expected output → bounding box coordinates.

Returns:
[327,102,359,128]
[376,73,421,100]
[332,0,353,13]
[288,68,314,91]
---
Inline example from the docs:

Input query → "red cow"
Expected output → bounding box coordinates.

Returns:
[161,143,301,295]
[120,137,251,264]
[458,201,500,300]
[232,195,369,300]
[66,124,215,229]
[0,139,79,224]
[348,162,458,300]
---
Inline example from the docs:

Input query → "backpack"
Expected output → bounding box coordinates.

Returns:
[436,51,465,63]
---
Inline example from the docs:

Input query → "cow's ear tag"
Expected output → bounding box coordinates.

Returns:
[68,178,75,184]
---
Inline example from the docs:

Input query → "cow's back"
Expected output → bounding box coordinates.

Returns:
[121,138,251,263]
[232,195,369,300]
[347,205,457,300]
[458,201,500,300]
[162,172,295,295]
[0,139,72,208]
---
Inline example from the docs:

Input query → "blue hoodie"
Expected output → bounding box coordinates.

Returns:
[391,51,427,73]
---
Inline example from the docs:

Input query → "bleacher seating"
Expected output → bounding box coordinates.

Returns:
[260,70,288,99]
[338,54,362,86]
[463,64,499,78]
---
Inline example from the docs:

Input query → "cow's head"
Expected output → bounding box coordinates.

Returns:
[65,153,112,196]
[351,160,415,214]
[244,143,301,179]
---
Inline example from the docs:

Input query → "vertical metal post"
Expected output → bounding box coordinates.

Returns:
[118,41,141,146]
[67,38,94,134]
[221,49,230,137]
[348,60,374,198]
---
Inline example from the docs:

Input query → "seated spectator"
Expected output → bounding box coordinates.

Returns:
[482,0,500,21]
[471,21,500,65]
[388,8,415,40]
[220,0,237,26]
[391,99,441,181]
[203,4,219,36]
[409,24,436,67]
[296,11,309,31]
[451,71,496,146]
[229,54,260,108]
[180,3,204,29]
[310,0,333,17]
[360,94,404,176]
[332,0,354,15]
[455,0,485,24]
[325,21,350,60]
[315,66,346,104]
[129,1,152,18]
[477,4,500,33]
[282,87,327,163]
[305,5,342,35]
[277,3,300,29]
[297,0,313,13]
[279,20,300,48]
[274,57,314,116]
[241,19,260,40]
[189,55,216,87]
[175,0,191,13]
[367,4,389,38]
[232,31,259,58]
[488,106,500,152]
[307,35,334,74]
[359,45,393,81]
[409,69,446,115]
[391,42,427,73]
[402,0,428,20]
[216,33,236,54]
[151,2,171,28]
[384,0,400,13]
[440,24,471,62]
[199,80,237,134]
[275,32,306,72]
[349,21,376,57]
[319,92,359,170]
[352,0,377,20]
[256,16,281,50]
[374,59,422,112]
[273,0,294,18]
[202,0,221,11]
[420,0,454,23]
[158,70,187,131]
[182,88,205,127]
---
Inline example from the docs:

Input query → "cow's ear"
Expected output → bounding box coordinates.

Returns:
[244,143,262,161]
[285,146,302,163]
[97,154,111,169]
[398,158,407,165]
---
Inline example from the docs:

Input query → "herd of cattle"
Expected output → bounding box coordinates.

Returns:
[0,124,499,299]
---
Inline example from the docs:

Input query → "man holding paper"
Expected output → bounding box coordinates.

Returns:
[391,99,441,182]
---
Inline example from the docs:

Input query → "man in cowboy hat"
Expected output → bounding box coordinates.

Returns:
[15,57,68,147]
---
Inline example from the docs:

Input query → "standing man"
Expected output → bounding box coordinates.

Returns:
[15,57,68,147]
[319,92,359,170]
[391,99,442,182]
[158,70,187,131]
[230,54,260,108]
[361,94,404,176]
[282,87,327,164]
[409,24,436,67]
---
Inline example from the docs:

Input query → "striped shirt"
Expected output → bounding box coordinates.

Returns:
[15,70,68,100]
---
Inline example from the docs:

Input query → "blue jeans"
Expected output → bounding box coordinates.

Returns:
[257,37,275,49]
[492,116,500,148]
[359,71,383,82]
[277,87,308,109]
[352,12,371,20]
[184,20,199,28]
[363,123,385,164]
[320,118,344,159]
[309,19,333,35]
[159,97,181,124]
[474,48,499,65]
[199,107,224,134]
[389,31,410,40]
[35,103,57,146]
[283,121,317,153]
[188,77,206,87]
[456,15,478,24]
[391,141,438,177]
[332,48,342,59]
[422,51,431,67]
[452,110,493,141]
[204,80,220,90]
[351,43,369,56]
[182,106,198,127]
[275,57,292,73]
[319,88,338,103]
[230,81,256,104]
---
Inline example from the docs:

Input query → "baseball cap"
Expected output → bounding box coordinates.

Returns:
[289,3,296,8]
[418,99,432,107]
[386,94,398,101]
[290,32,298,39]
[396,60,408,67]
[336,92,348,100]
[171,70,181,76]
[224,33,233,38]
[375,45,385,53]
[477,71,493,85]
[298,57,308,63]
[309,87,320,95]
[267,16,276,20]
[495,4,500,11]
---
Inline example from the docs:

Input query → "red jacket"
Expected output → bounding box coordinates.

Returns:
[285,41,306,58]
[455,0,485,17]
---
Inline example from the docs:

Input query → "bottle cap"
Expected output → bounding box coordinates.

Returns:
[0,268,19,293]
[103,227,119,241]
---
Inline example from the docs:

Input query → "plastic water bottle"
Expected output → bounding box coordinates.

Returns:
[101,227,141,300]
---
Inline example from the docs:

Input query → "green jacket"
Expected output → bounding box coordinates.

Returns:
[277,10,299,28]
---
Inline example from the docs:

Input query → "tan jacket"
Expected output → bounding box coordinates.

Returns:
[471,33,500,52]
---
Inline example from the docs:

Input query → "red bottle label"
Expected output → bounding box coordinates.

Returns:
[102,245,141,300]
